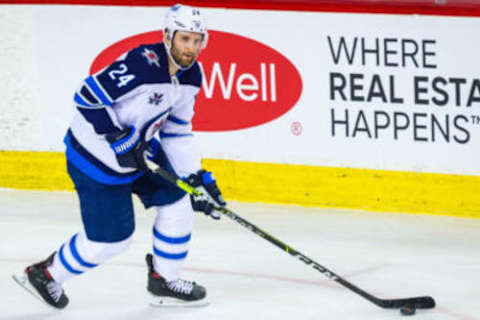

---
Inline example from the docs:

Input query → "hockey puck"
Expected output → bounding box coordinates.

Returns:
[400,304,416,316]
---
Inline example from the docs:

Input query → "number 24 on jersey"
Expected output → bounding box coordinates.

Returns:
[108,63,136,88]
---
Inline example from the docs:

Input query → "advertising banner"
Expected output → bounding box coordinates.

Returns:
[1,5,479,175]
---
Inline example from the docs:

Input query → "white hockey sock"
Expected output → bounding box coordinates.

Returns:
[152,194,195,282]
[48,231,132,283]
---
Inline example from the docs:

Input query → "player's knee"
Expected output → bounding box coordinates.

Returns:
[98,235,133,259]
[81,233,134,263]
[154,194,194,231]
[157,194,193,216]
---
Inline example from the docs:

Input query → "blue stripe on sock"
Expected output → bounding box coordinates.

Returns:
[58,244,83,275]
[69,234,98,268]
[153,246,188,260]
[153,227,191,244]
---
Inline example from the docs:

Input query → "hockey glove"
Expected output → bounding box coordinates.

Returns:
[187,169,226,220]
[106,126,151,172]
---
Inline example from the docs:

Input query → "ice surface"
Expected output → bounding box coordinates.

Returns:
[1,189,479,320]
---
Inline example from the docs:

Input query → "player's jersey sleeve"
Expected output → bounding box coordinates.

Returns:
[159,130,202,178]
[160,63,202,139]
[72,46,167,134]
[160,95,195,139]
[157,66,203,177]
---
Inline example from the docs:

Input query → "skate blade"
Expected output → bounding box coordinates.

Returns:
[12,272,56,310]
[149,295,210,308]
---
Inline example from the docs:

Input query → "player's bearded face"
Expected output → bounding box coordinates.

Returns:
[170,31,204,67]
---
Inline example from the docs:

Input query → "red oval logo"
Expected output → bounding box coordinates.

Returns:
[91,30,303,131]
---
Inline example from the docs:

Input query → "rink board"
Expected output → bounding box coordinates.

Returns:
[0,151,478,218]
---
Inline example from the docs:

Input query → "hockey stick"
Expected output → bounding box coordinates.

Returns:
[147,161,435,310]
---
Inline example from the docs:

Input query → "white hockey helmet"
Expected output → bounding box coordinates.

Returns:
[163,4,208,70]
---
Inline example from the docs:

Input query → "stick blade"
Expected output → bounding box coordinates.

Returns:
[379,296,435,309]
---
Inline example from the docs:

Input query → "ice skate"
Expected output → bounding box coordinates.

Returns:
[12,253,69,309]
[146,253,209,308]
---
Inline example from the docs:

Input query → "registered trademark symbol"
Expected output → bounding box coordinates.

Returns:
[471,115,480,125]
[291,121,302,136]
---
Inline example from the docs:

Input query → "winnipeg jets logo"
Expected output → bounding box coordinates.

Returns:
[152,119,165,132]
[145,118,166,141]
[142,48,160,67]
[149,93,164,106]
[144,109,171,141]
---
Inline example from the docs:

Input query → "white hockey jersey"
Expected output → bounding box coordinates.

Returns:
[64,43,202,185]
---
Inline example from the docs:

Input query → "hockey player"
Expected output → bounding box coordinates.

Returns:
[14,3,225,308]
